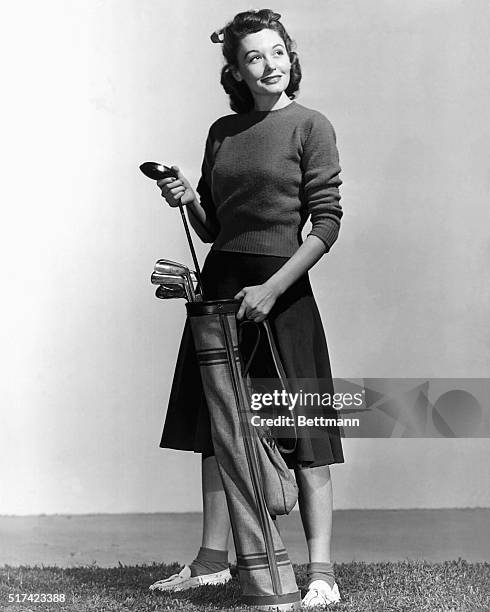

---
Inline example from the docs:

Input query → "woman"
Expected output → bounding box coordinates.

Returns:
[150,9,344,608]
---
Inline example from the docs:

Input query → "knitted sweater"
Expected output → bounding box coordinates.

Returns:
[196,100,343,257]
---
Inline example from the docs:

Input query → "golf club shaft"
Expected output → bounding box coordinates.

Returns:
[178,203,205,300]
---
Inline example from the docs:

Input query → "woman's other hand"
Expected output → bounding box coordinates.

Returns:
[156,165,196,208]
[234,282,282,322]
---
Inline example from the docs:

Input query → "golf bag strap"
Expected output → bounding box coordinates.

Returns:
[238,319,298,455]
[238,320,262,377]
[260,320,298,455]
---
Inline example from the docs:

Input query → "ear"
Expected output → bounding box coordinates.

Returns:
[230,65,243,82]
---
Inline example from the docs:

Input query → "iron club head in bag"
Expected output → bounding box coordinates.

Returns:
[155,284,187,300]
[155,258,197,280]
[154,260,196,301]
[154,259,198,289]
[152,267,195,302]
[150,272,193,302]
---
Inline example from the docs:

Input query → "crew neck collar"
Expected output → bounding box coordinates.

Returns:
[250,100,297,115]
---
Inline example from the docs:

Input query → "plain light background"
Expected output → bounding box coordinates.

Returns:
[1,0,489,514]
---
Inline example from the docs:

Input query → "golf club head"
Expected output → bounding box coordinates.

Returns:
[150,272,192,301]
[154,259,195,278]
[153,260,195,301]
[155,284,187,300]
[151,272,185,286]
[154,261,189,277]
[155,260,197,283]
[139,162,178,181]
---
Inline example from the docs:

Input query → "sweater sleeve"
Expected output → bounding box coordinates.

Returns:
[301,113,343,252]
[196,124,220,235]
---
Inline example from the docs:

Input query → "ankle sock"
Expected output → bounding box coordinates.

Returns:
[306,561,336,589]
[189,546,229,578]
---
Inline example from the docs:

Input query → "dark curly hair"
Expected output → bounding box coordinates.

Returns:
[210,9,302,114]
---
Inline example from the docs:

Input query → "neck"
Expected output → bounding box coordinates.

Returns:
[253,93,292,112]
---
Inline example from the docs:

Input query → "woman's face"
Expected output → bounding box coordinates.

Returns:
[231,28,291,104]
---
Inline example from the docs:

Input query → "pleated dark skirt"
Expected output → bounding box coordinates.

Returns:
[159,250,344,468]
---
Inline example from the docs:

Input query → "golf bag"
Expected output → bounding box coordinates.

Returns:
[186,299,301,611]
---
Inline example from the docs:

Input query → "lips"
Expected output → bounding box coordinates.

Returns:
[262,75,281,83]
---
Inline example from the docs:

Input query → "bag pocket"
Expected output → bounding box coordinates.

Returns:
[256,432,298,516]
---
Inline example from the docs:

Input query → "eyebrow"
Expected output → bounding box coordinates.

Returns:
[243,43,285,60]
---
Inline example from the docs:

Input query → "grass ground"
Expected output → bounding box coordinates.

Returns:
[1,560,488,612]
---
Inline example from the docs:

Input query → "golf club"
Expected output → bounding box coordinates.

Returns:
[154,258,198,284]
[151,273,193,302]
[140,161,205,299]
[155,284,187,300]
[154,260,196,301]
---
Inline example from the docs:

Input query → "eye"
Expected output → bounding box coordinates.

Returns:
[249,55,261,63]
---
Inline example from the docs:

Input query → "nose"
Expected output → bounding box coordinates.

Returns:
[263,55,279,74]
